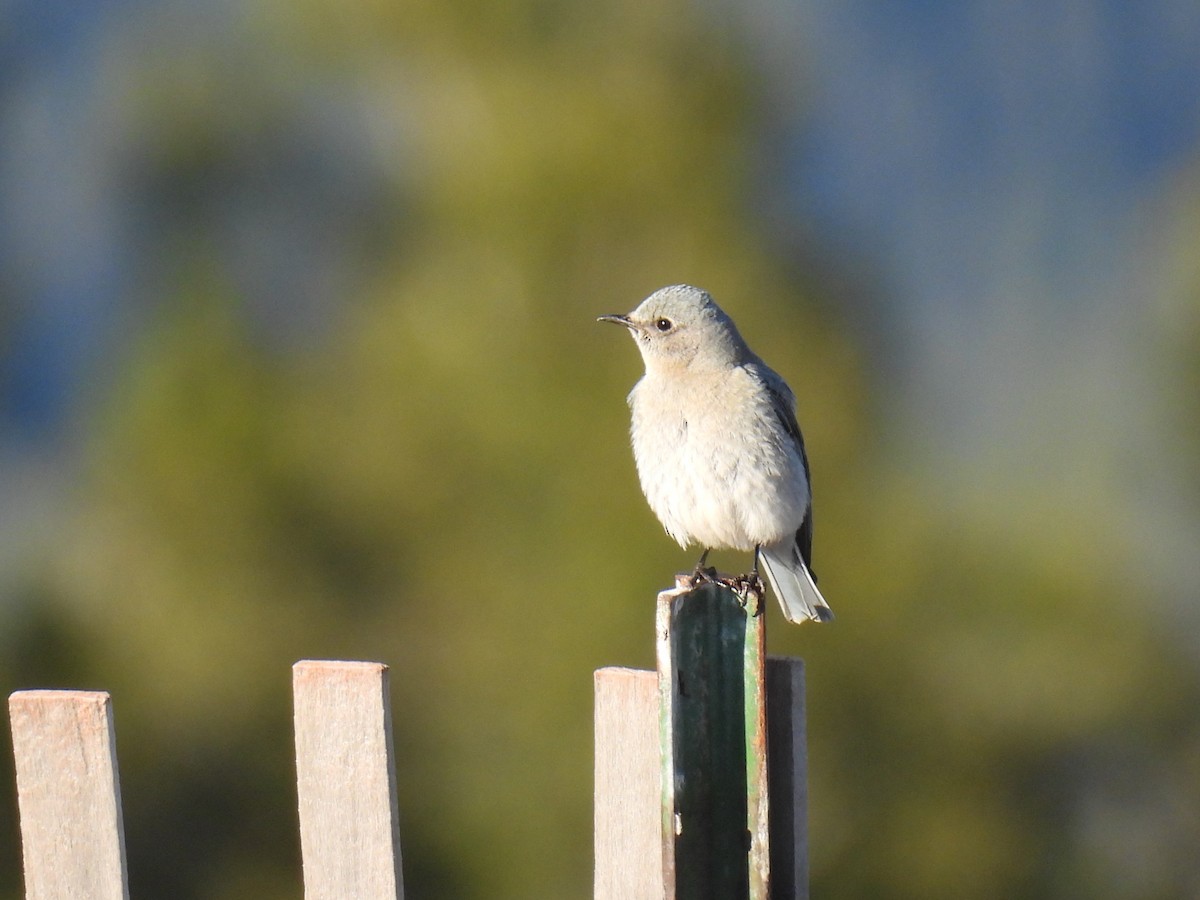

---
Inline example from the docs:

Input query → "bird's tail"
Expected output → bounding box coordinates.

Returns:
[760,543,833,624]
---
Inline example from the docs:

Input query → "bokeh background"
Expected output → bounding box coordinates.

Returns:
[3,1,1200,897]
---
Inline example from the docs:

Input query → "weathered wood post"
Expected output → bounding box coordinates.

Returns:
[766,656,808,899]
[594,667,663,898]
[293,659,405,900]
[594,579,808,900]
[8,690,130,900]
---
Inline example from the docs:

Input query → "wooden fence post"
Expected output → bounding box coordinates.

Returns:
[767,657,808,900]
[594,581,808,900]
[594,667,662,899]
[8,690,130,900]
[293,660,405,900]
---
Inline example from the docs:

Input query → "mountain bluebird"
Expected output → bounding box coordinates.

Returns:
[599,284,832,623]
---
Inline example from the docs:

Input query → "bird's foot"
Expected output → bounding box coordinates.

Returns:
[728,572,765,616]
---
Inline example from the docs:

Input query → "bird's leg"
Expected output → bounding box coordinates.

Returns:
[744,547,763,595]
[689,548,717,585]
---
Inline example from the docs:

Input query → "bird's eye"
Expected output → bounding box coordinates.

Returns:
[655,318,673,332]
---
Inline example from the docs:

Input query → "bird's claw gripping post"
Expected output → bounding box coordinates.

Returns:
[731,575,765,617]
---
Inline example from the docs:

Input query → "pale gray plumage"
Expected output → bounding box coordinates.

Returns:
[599,284,832,624]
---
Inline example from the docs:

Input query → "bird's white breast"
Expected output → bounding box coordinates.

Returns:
[628,364,810,551]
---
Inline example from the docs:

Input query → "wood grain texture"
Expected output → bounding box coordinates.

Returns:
[594,666,663,900]
[9,690,130,900]
[293,660,404,900]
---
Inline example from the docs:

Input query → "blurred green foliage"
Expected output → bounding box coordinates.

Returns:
[3,1,1199,898]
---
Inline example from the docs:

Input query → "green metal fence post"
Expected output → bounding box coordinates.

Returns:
[657,580,770,900]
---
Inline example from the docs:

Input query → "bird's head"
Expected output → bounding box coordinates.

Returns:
[598,284,746,372]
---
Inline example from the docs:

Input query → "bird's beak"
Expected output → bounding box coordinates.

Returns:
[597,314,635,329]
